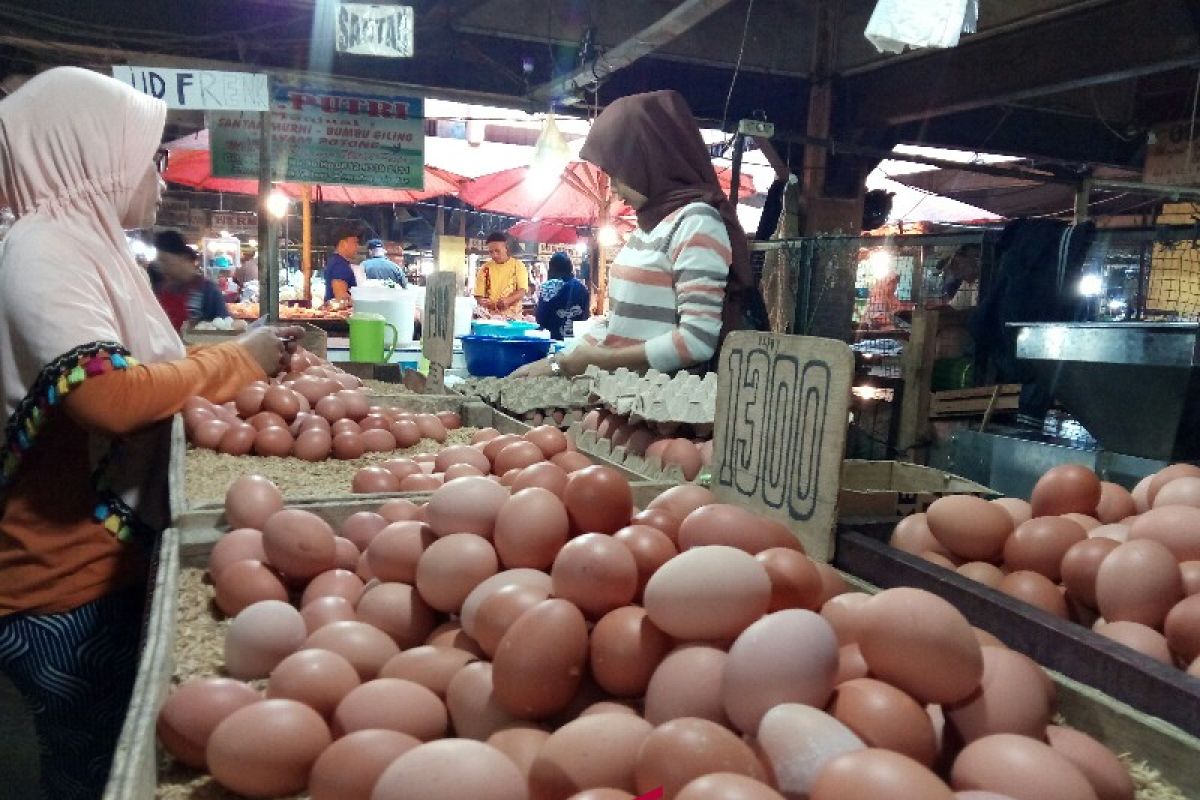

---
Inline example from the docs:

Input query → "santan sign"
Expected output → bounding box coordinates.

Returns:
[336,3,414,58]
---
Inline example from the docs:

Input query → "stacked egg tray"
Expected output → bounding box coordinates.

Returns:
[106,482,1198,800]
[583,367,716,427]
[566,428,695,485]
[454,376,597,430]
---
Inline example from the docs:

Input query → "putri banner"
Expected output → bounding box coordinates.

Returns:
[209,83,424,189]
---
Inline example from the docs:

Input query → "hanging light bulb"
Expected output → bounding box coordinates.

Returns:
[526,113,570,197]
[266,189,291,220]
[597,224,619,248]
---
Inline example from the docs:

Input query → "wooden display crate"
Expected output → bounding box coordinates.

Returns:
[930,383,1021,418]
[838,459,999,524]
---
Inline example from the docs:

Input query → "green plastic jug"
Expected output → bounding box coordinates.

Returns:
[348,312,398,363]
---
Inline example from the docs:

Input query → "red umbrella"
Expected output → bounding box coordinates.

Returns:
[462,160,755,224]
[162,131,463,204]
[508,218,636,244]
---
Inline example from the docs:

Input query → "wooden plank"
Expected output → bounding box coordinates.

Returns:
[834,530,1200,739]
[421,271,457,392]
[898,308,939,460]
[931,397,1020,417]
[931,384,1022,402]
[713,332,853,563]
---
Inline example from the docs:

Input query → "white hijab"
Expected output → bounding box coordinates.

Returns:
[0,67,185,531]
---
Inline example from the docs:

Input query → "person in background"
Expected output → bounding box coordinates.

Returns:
[0,67,303,800]
[935,244,982,306]
[514,90,760,378]
[323,224,360,303]
[216,269,239,304]
[361,238,408,286]
[536,252,590,340]
[474,231,528,319]
[861,271,914,331]
[236,251,258,286]
[149,230,228,331]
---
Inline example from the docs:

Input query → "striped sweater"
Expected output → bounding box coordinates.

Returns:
[593,202,731,371]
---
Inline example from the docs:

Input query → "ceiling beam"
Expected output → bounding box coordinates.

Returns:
[529,0,737,102]
[843,0,1200,128]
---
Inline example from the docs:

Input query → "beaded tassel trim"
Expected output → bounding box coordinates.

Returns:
[0,341,144,541]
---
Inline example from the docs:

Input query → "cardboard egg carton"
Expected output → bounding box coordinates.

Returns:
[567,426,696,483]
[583,366,717,426]
[454,375,595,417]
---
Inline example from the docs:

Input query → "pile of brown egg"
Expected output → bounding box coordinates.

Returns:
[157,467,1136,800]
[182,347,461,462]
[893,463,1200,677]
[580,410,712,481]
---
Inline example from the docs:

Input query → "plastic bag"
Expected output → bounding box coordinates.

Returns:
[864,0,979,54]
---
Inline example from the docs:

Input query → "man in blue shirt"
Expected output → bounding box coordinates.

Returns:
[323,225,361,303]
[361,238,408,287]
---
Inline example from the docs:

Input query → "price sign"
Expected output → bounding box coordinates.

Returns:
[422,271,457,391]
[712,332,853,562]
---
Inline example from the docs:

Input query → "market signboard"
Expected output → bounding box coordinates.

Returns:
[112,66,269,111]
[210,211,257,234]
[209,83,424,189]
[712,332,853,562]
[1144,121,1200,186]
[336,3,415,57]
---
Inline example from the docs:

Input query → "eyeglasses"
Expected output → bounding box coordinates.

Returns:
[154,148,169,174]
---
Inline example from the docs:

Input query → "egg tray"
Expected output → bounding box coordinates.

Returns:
[453,375,597,417]
[583,366,717,427]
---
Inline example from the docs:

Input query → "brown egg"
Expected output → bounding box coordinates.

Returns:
[635,717,765,798]
[1093,620,1174,664]
[551,451,595,473]
[378,497,421,522]
[217,422,257,455]
[997,570,1069,617]
[678,504,801,554]
[304,620,401,680]
[352,466,402,494]
[357,582,437,649]
[262,385,300,422]
[924,551,961,569]
[366,521,435,583]
[291,376,336,406]
[372,739,528,800]
[511,462,570,498]
[829,678,939,767]
[333,511,384,550]
[414,413,448,442]
[1043,726,1134,800]
[494,440,546,475]
[661,438,703,481]
[945,646,1053,743]
[812,749,955,800]
[1148,463,1200,505]
[332,677,448,740]
[206,699,331,798]
[836,642,870,684]
[631,507,682,545]
[815,562,851,604]
[1031,465,1102,518]
[957,561,1006,589]
[435,444,492,474]
[1129,505,1200,562]
[724,609,839,734]
[820,592,871,644]
[645,645,730,727]
[301,568,365,606]
[401,473,443,491]
[1181,560,1200,595]
[425,476,511,539]
[327,431,362,460]
[1063,513,1101,532]
[262,509,337,580]
[309,729,421,800]
[644,546,770,641]
[234,384,267,418]
[251,425,292,457]
[336,389,370,420]
[1061,538,1120,608]
[361,428,398,452]
[301,595,357,634]
[224,475,284,530]
[487,726,551,780]
[437,410,462,430]
[648,484,718,520]
[757,704,866,797]
[991,498,1033,527]
[446,661,519,739]
[590,606,674,698]
[1003,517,1087,581]
[564,466,634,534]
[291,427,331,461]
[474,584,551,657]
[265,648,360,718]
[614,525,678,597]
[1096,482,1137,524]
[1089,523,1131,543]
[1095,539,1183,627]
[676,774,785,800]
[208,528,268,579]
[1164,594,1200,662]
[755,548,823,611]
[214,560,288,616]
[528,713,653,799]
[389,419,421,447]
[551,534,639,618]
[381,646,478,698]
[472,427,502,444]
[494,488,570,569]
[526,425,569,458]
[461,569,554,639]
[857,588,984,705]
[950,734,1101,800]
[248,410,288,432]
[191,418,229,450]
[156,678,260,768]
[315,394,348,423]
[332,418,364,437]
[416,533,499,613]
[493,598,589,719]
[890,513,951,558]
[927,496,1014,562]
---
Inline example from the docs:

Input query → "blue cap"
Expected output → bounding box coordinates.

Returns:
[367,238,384,250]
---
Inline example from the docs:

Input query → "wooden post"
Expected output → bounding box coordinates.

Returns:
[255,97,279,323]
[898,308,940,463]
[301,184,313,305]
[1074,177,1093,223]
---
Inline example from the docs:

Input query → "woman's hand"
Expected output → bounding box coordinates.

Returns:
[238,325,305,376]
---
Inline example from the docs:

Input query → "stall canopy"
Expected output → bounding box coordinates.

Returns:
[508,217,636,244]
[163,130,464,205]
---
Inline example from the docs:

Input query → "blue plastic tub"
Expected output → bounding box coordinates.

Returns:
[471,320,541,338]
[461,335,553,377]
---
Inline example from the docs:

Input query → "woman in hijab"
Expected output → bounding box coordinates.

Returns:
[513,90,761,377]
[0,68,299,799]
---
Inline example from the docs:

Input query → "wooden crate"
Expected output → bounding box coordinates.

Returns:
[838,459,999,524]
[930,384,1021,418]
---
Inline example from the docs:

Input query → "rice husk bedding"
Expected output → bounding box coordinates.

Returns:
[361,378,412,395]
[184,427,476,506]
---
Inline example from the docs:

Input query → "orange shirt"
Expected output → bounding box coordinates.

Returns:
[0,342,263,615]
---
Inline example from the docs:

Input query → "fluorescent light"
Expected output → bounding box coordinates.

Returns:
[868,249,894,281]
[1078,274,1103,297]
[266,190,291,219]
[597,225,619,248]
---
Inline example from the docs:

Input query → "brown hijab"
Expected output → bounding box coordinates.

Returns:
[580,90,760,346]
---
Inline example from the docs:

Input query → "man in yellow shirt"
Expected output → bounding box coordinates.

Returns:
[474,232,529,319]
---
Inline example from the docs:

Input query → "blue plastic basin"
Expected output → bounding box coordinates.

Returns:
[461,335,553,377]
[471,320,541,338]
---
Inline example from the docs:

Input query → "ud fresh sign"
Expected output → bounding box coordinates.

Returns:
[112,66,269,111]
[209,84,424,189]
[336,3,415,57]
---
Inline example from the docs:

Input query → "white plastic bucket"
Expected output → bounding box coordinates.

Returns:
[351,285,417,344]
